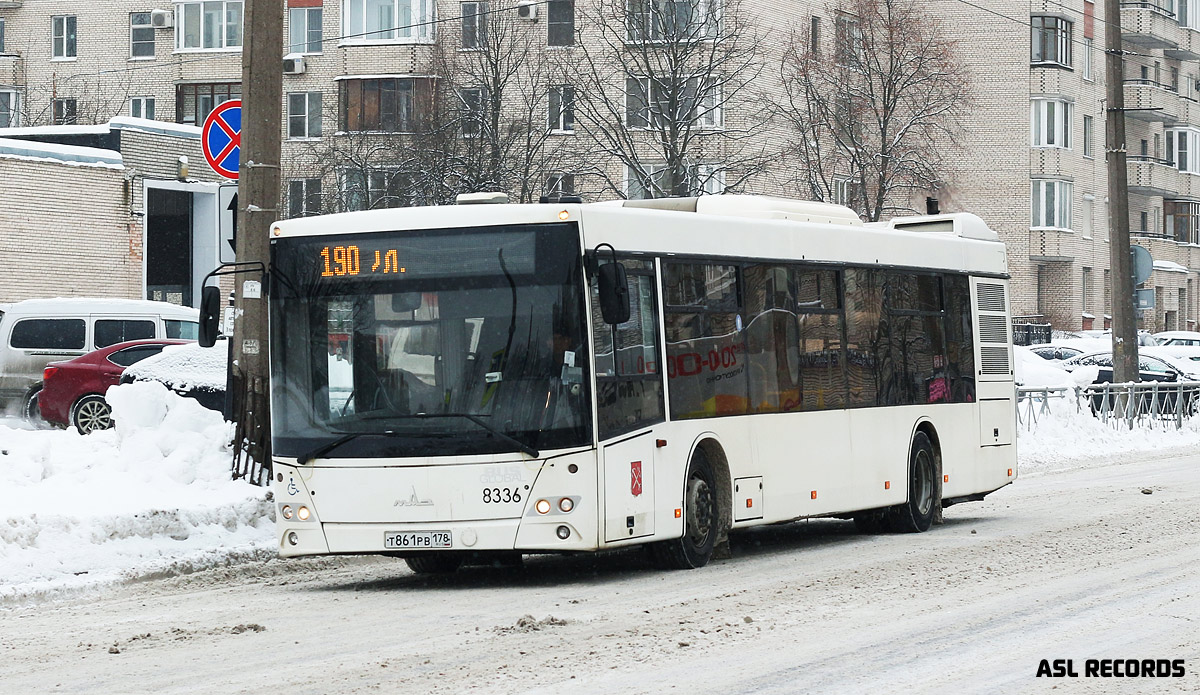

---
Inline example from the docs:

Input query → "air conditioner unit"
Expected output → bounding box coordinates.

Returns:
[150,9,173,29]
[517,1,539,21]
[283,55,306,75]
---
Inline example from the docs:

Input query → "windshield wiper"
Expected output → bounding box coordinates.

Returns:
[296,430,402,464]
[356,412,540,458]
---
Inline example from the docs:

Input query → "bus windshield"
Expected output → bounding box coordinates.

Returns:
[269,223,590,459]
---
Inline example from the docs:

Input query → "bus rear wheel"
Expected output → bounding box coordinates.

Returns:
[404,553,463,575]
[887,431,938,533]
[652,449,718,569]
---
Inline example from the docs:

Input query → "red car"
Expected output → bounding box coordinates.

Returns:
[39,339,190,433]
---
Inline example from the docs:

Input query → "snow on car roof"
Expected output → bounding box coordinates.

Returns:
[3,297,198,318]
[124,341,227,391]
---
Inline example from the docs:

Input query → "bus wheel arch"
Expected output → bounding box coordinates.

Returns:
[889,422,942,533]
[651,436,731,569]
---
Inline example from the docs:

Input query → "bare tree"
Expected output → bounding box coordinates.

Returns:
[572,0,768,199]
[777,0,970,221]
[285,6,584,215]
[19,70,139,126]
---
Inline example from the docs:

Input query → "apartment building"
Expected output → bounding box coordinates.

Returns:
[0,0,1198,330]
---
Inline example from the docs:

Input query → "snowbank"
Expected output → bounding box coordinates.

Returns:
[1017,392,1200,474]
[0,382,272,603]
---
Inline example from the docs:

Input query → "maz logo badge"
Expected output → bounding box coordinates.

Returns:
[631,461,643,497]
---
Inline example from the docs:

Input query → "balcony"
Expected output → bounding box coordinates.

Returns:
[1122,2,1181,50]
[1166,26,1200,60]
[1123,80,1181,123]
[1128,155,1180,196]
[1029,228,1075,262]
[0,53,20,85]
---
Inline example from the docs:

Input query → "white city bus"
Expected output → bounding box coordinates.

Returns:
[260,195,1016,572]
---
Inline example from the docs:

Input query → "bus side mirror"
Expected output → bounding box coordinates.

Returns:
[597,262,630,325]
[199,285,221,348]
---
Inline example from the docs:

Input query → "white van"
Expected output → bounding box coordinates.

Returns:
[0,298,199,419]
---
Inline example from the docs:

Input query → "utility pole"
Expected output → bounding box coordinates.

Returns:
[1103,0,1139,382]
[232,0,283,483]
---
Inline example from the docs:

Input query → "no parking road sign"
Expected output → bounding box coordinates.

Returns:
[202,99,241,179]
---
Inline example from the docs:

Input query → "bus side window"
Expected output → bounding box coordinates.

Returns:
[591,259,665,439]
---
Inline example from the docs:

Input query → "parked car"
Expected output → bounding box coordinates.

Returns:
[1061,351,1197,413]
[0,298,199,421]
[1028,345,1086,362]
[39,339,190,433]
[120,340,227,415]
[1152,330,1200,347]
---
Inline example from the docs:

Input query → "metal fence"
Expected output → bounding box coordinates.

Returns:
[1017,381,1200,430]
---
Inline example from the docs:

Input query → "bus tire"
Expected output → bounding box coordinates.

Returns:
[887,431,938,533]
[651,449,718,569]
[404,553,463,575]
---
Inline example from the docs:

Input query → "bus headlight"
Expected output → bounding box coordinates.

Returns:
[297,506,310,521]
[535,499,551,515]
[558,497,574,513]
[282,505,294,520]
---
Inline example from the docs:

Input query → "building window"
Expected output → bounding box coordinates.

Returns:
[1083,114,1093,158]
[1082,267,1092,313]
[1031,98,1071,148]
[1182,0,1200,30]
[834,14,864,67]
[627,163,723,199]
[288,6,323,54]
[341,169,414,210]
[1031,16,1071,68]
[546,172,576,197]
[176,82,241,124]
[625,76,720,128]
[288,91,322,138]
[53,15,77,59]
[130,96,156,119]
[1169,127,1200,173]
[547,0,574,46]
[549,85,574,132]
[176,1,244,50]
[461,2,487,49]
[131,12,155,58]
[339,77,434,132]
[810,15,820,55]
[343,0,435,42]
[288,178,323,217]
[460,86,487,136]
[0,90,18,128]
[1031,179,1073,229]
[626,0,719,43]
[53,98,78,125]
[0,18,6,53]
[1082,37,1092,80]
[1166,200,1200,244]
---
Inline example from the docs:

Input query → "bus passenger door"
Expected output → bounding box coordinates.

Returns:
[602,431,656,542]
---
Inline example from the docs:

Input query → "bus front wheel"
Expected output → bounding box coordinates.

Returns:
[887,431,938,533]
[651,449,718,569]
[404,553,463,575]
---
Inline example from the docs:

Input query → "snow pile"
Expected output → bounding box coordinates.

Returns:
[1017,393,1200,474]
[124,340,227,391]
[0,381,272,603]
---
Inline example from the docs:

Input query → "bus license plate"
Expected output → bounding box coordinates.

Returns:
[384,531,452,549]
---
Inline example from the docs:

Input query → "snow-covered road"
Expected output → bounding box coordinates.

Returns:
[1,450,1197,694]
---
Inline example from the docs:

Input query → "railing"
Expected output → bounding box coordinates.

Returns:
[1127,154,1175,165]
[1012,321,1052,346]
[1017,380,1200,430]
[1121,1,1178,19]
[1124,77,1180,92]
